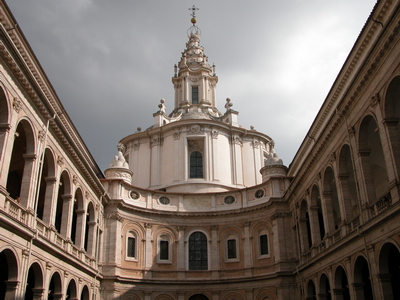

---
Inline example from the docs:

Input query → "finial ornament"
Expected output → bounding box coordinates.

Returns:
[189,5,199,20]
[187,5,201,36]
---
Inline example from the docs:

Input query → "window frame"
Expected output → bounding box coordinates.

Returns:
[157,234,172,264]
[258,232,270,258]
[189,150,204,179]
[226,236,239,262]
[188,231,208,270]
[126,231,138,261]
[192,86,199,104]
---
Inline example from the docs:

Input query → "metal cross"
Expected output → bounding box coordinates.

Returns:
[189,5,199,18]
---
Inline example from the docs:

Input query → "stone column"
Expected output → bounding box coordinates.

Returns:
[86,220,97,257]
[243,221,253,275]
[308,206,321,245]
[60,194,73,238]
[177,226,186,276]
[19,153,37,208]
[74,209,86,249]
[322,191,335,234]
[144,223,153,278]
[41,177,57,224]
[210,225,219,277]
[105,212,122,267]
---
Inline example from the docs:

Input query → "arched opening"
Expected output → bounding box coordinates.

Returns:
[358,115,390,203]
[0,86,9,159]
[24,263,43,300]
[354,256,373,300]
[310,185,325,243]
[36,148,56,221]
[54,171,71,235]
[384,76,400,176]
[6,120,36,206]
[65,279,77,300]
[84,202,96,256]
[190,151,203,178]
[338,144,359,221]
[47,272,62,300]
[334,266,350,300]
[70,188,84,246]
[306,279,316,300]
[81,285,89,300]
[299,200,312,252]
[319,273,332,300]
[188,232,208,270]
[188,294,209,300]
[0,249,18,300]
[378,243,400,300]
[323,167,341,232]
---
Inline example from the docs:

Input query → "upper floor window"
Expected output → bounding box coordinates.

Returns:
[126,233,137,259]
[189,232,208,270]
[160,240,169,260]
[190,151,203,178]
[227,239,237,259]
[192,86,199,104]
[259,234,269,256]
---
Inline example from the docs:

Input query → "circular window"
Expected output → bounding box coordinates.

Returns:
[254,189,265,199]
[130,190,140,200]
[223,195,236,205]
[159,196,171,205]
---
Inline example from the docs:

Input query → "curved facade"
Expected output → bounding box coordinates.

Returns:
[1,1,400,300]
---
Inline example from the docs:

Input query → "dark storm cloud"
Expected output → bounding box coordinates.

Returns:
[7,0,376,171]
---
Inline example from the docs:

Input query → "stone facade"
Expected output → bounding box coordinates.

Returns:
[0,1,399,300]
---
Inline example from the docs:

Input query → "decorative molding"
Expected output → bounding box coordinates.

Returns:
[132,140,140,151]
[57,155,64,166]
[370,93,380,107]
[12,97,22,112]
[106,213,123,222]
[173,130,180,140]
[150,135,164,147]
[188,124,202,134]
[188,140,202,152]
[38,130,45,143]
[211,130,219,139]
[231,136,243,146]
[252,140,260,149]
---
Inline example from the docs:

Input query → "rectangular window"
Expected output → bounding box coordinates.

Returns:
[192,86,199,104]
[127,237,136,258]
[160,240,169,260]
[227,239,237,259]
[259,234,268,256]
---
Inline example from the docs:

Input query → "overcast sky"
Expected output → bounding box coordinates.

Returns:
[7,0,377,172]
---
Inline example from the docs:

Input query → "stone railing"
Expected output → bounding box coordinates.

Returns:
[2,196,98,269]
[370,192,392,218]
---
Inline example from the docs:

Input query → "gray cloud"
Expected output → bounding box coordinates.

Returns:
[7,0,377,171]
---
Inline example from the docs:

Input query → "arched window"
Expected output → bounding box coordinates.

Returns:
[189,232,208,270]
[190,151,203,178]
[126,231,137,260]
[354,256,373,300]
